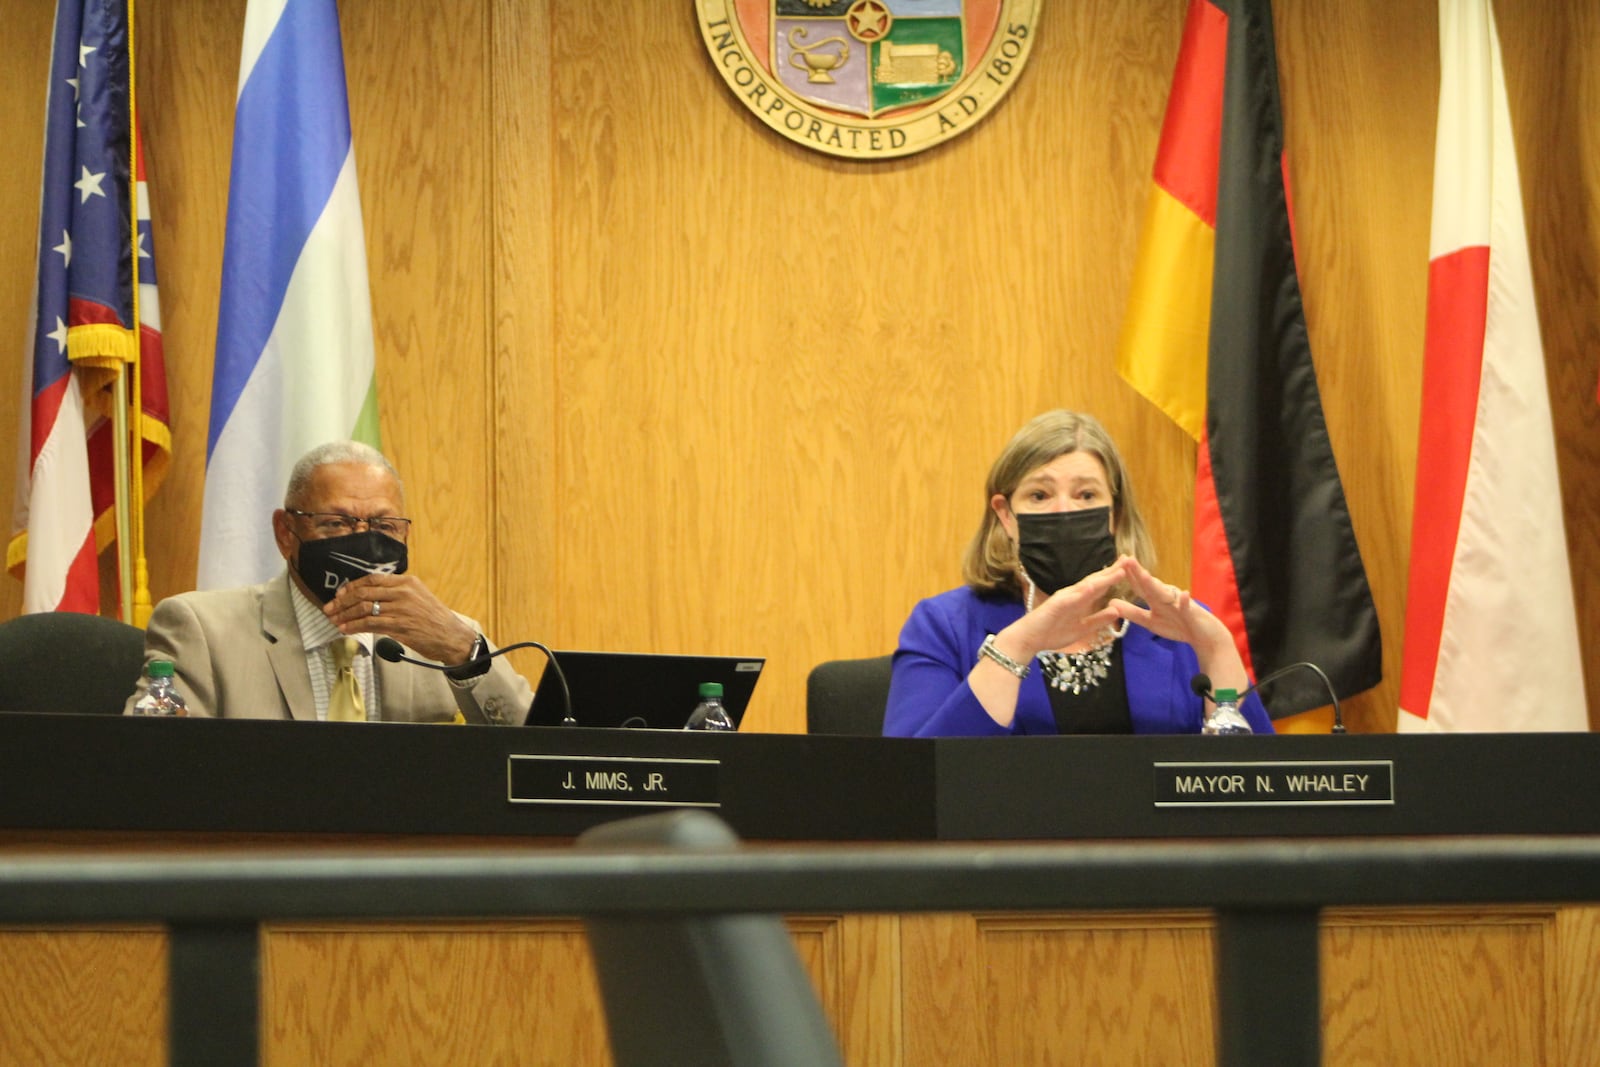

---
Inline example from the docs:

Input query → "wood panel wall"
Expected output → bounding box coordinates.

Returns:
[1,0,1596,733]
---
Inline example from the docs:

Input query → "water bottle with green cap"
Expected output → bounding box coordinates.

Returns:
[683,681,735,731]
[1202,686,1252,735]
[131,660,188,716]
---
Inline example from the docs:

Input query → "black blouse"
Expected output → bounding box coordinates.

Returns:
[1044,640,1134,734]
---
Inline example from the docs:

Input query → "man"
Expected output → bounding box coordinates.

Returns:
[125,441,532,723]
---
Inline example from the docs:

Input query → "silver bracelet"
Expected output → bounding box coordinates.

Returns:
[978,634,1030,679]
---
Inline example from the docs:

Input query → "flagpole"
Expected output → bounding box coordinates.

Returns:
[111,374,134,620]
[130,372,151,626]
[126,0,152,626]
[108,0,137,623]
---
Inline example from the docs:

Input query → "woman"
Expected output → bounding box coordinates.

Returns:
[883,410,1273,737]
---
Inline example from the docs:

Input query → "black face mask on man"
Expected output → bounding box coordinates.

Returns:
[1015,506,1116,596]
[293,530,409,604]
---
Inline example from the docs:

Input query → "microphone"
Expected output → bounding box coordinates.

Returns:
[1188,663,1346,734]
[375,636,574,727]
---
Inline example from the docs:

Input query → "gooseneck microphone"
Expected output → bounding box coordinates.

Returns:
[1189,662,1346,734]
[375,636,575,727]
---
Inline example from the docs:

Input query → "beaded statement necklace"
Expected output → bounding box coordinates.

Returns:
[1025,578,1129,695]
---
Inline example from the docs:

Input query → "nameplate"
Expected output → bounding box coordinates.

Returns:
[507,754,721,808]
[1153,759,1394,807]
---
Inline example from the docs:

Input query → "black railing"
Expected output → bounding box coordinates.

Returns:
[4,835,1600,1066]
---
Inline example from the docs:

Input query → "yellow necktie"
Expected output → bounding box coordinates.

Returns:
[328,637,366,722]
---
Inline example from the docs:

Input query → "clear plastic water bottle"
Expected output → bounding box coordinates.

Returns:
[1202,687,1253,735]
[131,659,187,717]
[683,681,735,731]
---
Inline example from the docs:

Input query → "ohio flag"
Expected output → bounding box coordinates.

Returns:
[9,0,171,615]
[198,0,380,589]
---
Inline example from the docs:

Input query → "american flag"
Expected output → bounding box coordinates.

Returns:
[8,0,170,615]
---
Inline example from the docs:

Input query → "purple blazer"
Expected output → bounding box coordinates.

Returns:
[883,586,1274,738]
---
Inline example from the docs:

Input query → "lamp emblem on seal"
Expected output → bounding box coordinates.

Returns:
[788,27,851,83]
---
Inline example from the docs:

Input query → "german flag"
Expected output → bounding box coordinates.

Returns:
[1117,0,1381,717]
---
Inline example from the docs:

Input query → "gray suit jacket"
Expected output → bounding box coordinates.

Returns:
[123,572,533,724]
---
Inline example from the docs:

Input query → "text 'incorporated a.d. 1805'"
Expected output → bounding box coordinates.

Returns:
[697,0,1041,160]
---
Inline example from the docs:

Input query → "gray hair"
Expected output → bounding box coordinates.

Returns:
[283,441,403,507]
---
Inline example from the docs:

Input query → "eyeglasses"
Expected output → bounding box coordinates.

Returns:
[287,510,413,541]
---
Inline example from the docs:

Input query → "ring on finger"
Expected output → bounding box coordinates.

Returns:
[371,601,381,618]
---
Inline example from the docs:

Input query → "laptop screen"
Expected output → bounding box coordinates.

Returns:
[527,650,765,730]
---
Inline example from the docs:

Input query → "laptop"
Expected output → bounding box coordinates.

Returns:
[526,650,765,730]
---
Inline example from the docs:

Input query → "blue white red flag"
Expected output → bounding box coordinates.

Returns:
[9,0,171,614]
[198,0,380,589]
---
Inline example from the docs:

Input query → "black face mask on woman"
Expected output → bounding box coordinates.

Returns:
[293,530,409,604]
[1015,506,1116,596]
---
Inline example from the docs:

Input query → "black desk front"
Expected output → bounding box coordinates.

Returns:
[0,712,1595,839]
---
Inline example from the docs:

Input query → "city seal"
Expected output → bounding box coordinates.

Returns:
[697,0,1041,160]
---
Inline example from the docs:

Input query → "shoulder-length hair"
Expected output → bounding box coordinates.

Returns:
[961,410,1156,597]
